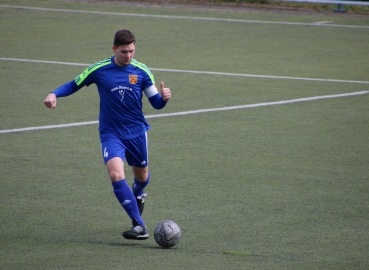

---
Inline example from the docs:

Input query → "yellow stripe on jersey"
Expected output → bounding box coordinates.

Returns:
[130,59,155,84]
[74,58,111,86]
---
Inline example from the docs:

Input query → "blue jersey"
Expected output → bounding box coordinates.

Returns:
[70,56,156,139]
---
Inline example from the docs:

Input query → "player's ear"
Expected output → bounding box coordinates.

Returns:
[112,45,116,53]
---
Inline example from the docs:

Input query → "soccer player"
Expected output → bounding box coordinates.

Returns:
[43,29,171,240]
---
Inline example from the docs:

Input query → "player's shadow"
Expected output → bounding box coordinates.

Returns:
[107,241,177,250]
[80,240,174,250]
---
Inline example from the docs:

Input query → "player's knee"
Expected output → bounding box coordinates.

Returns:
[108,170,124,182]
[135,175,148,182]
[132,167,149,182]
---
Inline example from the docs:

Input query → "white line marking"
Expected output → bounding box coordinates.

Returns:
[312,21,333,25]
[0,58,88,67]
[152,68,369,84]
[0,121,99,134]
[1,58,369,84]
[1,91,368,134]
[1,4,368,29]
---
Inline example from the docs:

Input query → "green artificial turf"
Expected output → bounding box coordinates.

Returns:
[1,0,368,269]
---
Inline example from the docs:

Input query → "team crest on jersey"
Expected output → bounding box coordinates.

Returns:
[129,75,138,84]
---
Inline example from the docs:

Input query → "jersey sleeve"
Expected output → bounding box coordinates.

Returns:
[148,93,167,110]
[52,58,112,97]
[52,80,79,97]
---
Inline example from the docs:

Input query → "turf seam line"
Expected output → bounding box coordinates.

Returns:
[1,58,368,85]
[1,91,368,134]
[1,4,368,29]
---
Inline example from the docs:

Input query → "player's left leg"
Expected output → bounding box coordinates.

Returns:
[125,132,150,215]
[132,166,150,196]
[132,167,149,215]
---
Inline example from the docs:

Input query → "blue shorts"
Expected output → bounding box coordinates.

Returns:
[100,132,149,167]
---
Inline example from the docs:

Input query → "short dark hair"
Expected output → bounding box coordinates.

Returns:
[114,29,136,47]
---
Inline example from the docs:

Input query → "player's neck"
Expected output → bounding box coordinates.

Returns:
[113,56,130,67]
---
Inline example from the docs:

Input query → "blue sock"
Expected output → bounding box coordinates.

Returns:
[133,172,150,197]
[112,179,144,225]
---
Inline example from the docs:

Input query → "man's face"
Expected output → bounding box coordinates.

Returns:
[112,42,136,66]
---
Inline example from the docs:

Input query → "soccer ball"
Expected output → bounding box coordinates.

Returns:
[154,220,181,248]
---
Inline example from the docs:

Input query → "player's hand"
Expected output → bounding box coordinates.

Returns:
[160,82,171,101]
[44,93,57,109]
